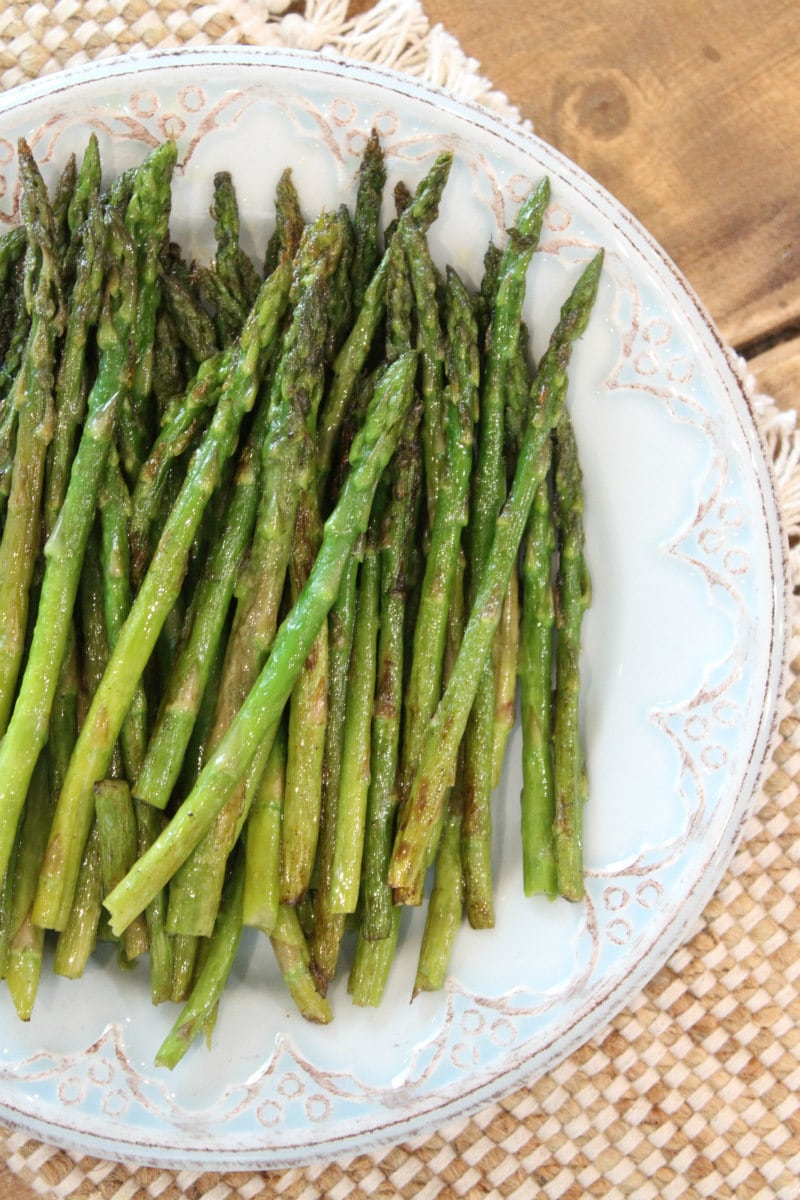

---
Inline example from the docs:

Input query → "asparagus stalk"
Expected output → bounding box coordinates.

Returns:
[348,906,402,1007]
[398,221,446,520]
[44,161,104,539]
[160,270,219,367]
[326,511,382,915]
[316,151,453,485]
[53,822,103,978]
[413,554,467,996]
[327,205,355,357]
[50,154,77,258]
[211,170,260,310]
[263,167,305,278]
[351,129,386,312]
[33,246,291,931]
[279,478,329,905]
[135,799,173,1004]
[412,773,464,996]
[155,847,247,1069]
[395,268,477,905]
[519,454,557,897]
[243,720,287,934]
[165,212,346,936]
[65,134,101,251]
[384,232,414,362]
[552,411,592,900]
[43,172,106,811]
[5,752,52,1019]
[0,142,65,734]
[0,178,145,891]
[95,779,149,962]
[99,449,149,778]
[309,549,361,990]
[133,388,270,810]
[99,445,175,998]
[388,252,603,902]
[128,348,229,587]
[103,350,417,938]
[119,142,180,485]
[360,403,423,941]
[270,903,332,1024]
[460,177,551,929]
[490,329,532,788]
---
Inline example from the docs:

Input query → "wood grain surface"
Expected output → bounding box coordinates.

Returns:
[0,3,797,1197]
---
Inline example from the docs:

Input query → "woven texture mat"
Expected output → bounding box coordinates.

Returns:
[1,3,799,1198]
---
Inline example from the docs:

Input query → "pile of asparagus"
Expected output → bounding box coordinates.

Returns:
[0,130,601,1067]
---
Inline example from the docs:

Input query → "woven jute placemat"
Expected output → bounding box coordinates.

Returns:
[1,4,799,1197]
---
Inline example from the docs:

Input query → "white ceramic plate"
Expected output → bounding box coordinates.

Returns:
[0,48,788,1169]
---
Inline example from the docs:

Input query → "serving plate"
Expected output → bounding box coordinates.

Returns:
[0,47,788,1169]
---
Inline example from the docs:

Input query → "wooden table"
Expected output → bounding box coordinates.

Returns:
[0,2,797,1196]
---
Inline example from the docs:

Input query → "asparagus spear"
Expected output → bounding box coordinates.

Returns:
[165,212,346,936]
[211,170,261,310]
[348,906,402,1007]
[519,454,557,897]
[53,822,103,978]
[413,554,467,996]
[308,549,361,990]
[279,480,329,905]
[104,350,417,938]
[412,774,464,996]
[398,221,446,520]
[97,452,174,996]
[388,252,603,902]
[44,176,105,539]
[263,167,305,278]
[270,903,332,1024]
[360,403,423,941]
[384,233,415,363]
[351,129,386,312]
[552,411,591,900]
[5,752,52,1019]
[0,168,146,890]
[50,154,77,258]
[0,269,28,522]
[316,151,453,486]
[160,270,219,367]
[243,720,287,934]
[155,847,247,1069]
[128,348,229,587]
[326,509,382,915]
[271,206,354,909]
[99,448,149,780]
[490,328,532,788]
[32,238,291,931]
[133,388,270,811]
[395,268,477,905]
[43,169,106,812]
[327,205,355,357]
[95,779,149,962]
[119,141,180,485]
[65,134,101,253]
[460,177,551,929]
[0,142,65,734]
